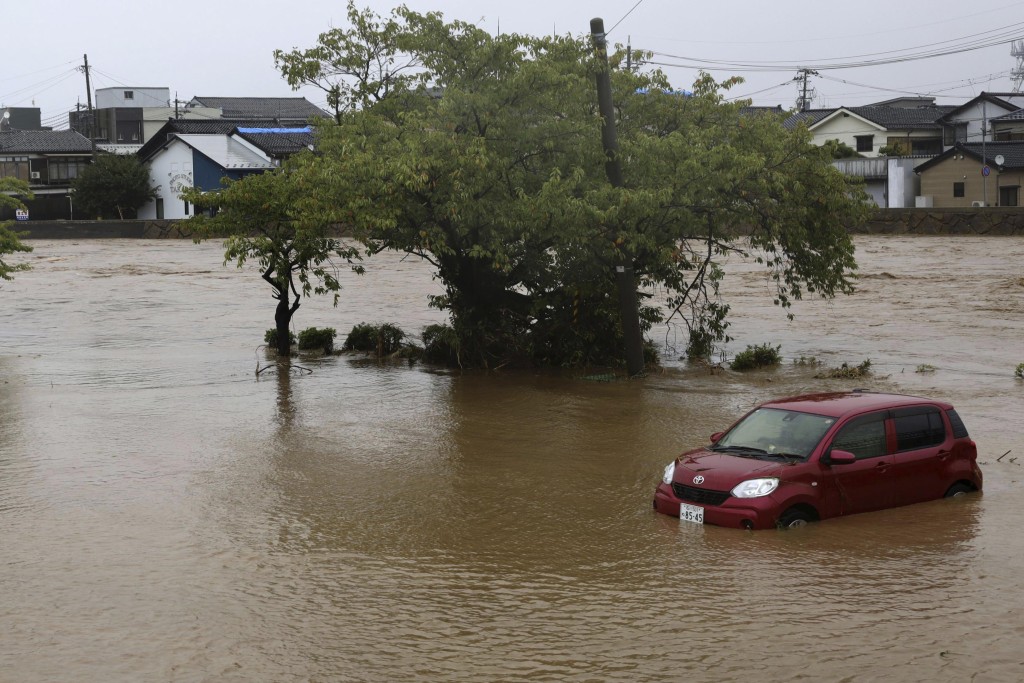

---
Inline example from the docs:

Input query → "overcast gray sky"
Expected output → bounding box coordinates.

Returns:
[3,0,1023,127]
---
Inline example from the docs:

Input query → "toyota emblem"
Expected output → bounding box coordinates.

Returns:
[693,475,705,485]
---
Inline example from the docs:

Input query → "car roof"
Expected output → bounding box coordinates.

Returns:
[760,391,953,418]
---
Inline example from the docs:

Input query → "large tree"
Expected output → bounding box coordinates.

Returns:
[0,177,34,281]
[182,167,362,355]
[281,6,870,368]
[71,153,157,219]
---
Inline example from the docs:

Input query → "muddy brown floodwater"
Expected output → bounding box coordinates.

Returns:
[1,236,1022,682]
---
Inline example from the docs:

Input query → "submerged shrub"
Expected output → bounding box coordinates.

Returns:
[1015,362,1024,379]
[816,359,872,379]
[264,328,296,347]
[344,323,406,356]
[421,323,461,366]
[730,344,782,371]
[298,326,337,353]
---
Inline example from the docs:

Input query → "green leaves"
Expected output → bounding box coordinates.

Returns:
[70,153,156,220]
[0,177,33,281]
[273,6,867,367]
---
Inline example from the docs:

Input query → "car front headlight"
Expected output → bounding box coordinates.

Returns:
[731,478,779,498]
[662,462,676,485]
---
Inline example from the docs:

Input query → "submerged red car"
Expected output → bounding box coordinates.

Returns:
[653,391,982,529]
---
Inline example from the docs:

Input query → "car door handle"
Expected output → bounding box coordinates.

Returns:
[937,450,951,460]
[874,462,890,473]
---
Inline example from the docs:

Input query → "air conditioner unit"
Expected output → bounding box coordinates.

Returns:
[30,171,40,179]
[971,201,985,207]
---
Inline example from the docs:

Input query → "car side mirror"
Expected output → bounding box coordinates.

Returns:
[710,431,724,443]
[827,449,857,465]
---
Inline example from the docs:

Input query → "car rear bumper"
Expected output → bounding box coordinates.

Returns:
[653,484,780,530]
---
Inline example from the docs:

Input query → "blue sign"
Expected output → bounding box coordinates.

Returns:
[982,166,991,177]
[15,209,28,221]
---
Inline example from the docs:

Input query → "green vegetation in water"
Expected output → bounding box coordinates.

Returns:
[265,328,297,348]
[793,356,820,367]
[1016,362,1024,379]
[816,359,872,379]
[298,327,337,353]
[916,364,937,374]
[344,323,407,356]
[730,344,782,371]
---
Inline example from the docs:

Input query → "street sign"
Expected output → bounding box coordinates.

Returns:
[982,166,991,177]
[15,209,28,221]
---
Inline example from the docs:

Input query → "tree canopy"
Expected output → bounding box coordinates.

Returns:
[0,177,33,281]
[71,153,157,219]
[182,167,363,355]
[279,4,870,368]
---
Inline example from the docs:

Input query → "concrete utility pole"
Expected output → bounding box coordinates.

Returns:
[81,54,96,156]
[795,68,818,112]
[589,17,645,378]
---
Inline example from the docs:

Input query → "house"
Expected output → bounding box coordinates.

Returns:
[68,87,221,150]
[936,92,1024,148]
[1,107,45,131]
[137,124,315,220]
[915,141,1024,207]
[0,129,92,220]
[786,98,955,157]
[991,108,1024,142]
[184,97,329,125]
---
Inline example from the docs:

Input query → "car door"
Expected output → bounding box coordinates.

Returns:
[824,411,895,515]
[890,406,948,505]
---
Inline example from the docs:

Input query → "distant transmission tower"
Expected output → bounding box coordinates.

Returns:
[1012,40,1024,92]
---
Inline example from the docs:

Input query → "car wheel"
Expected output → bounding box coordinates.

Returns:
[944,483,974,498]
[777,508,814,529]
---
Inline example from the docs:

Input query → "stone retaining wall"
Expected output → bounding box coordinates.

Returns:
[16,210,1024,239]
[857,208,1024,236]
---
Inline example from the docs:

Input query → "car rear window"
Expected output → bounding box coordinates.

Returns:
[893,407,945,451]
[946,409,969,439]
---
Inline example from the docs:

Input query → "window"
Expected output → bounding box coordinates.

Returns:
[999,186,1019,207]
[0,156,30,182]
[893,407,946,451]
[945,409,969,439]
[124,90,134,100]
[953,182,965,198]
[47,157,89,182]
[855,135,874,153]
[831,413,887,460]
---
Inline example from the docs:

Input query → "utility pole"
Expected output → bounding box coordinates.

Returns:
[590,17,645,378]
[982,101,988,206]
[795,69,818,112]
[81,54,96,157]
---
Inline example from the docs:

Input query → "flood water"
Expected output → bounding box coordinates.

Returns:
[1,236,1022,682]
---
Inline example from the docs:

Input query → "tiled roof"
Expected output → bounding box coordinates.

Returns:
[786,105,955,131]
[916,141,1024,172]
[958,141,1024,169]
[235,127,315,157]
[0,129,92,153]
[137,119,265,160]
[782,109,833,130]
[991,108,1024,122]
[188,97,329,121]
[844,105,955,130]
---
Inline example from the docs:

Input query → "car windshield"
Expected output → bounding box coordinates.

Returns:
[712,408,835,460]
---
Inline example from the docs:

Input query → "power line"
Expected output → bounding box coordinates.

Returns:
[609,0,647,35]
[647,21,1024,73]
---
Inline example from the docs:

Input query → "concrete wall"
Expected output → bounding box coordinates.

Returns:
[17,212,1024,240]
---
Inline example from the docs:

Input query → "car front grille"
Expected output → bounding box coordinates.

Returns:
[672,483,730,506]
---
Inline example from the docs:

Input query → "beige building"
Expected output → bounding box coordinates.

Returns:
[916,142,1024,207]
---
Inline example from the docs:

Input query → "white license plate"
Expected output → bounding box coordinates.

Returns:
[679,503,704,524]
